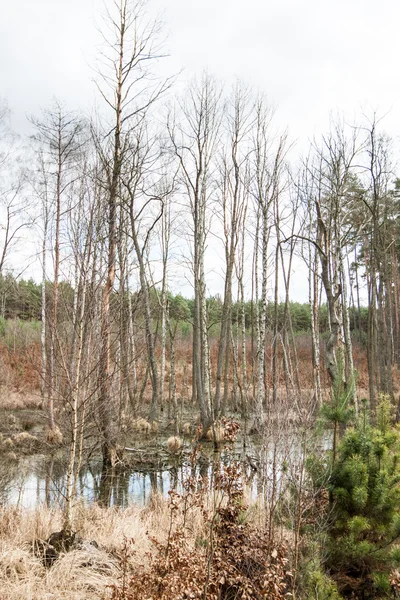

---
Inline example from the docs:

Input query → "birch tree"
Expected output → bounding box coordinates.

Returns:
[95,0,170,465]
[121,124,166,424]
[63,166,98,528]
[30,101,86,439]
[305,121,360,411]
[214,84,251,417]
[169,74,222,435]
[252,100,288,430]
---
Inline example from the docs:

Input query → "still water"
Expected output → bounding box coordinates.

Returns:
[1,433,331,509]
[0,449,260,509]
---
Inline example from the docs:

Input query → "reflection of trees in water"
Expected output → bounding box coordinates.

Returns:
[158,470,164,495]
[1,446,267,509]
[44,456,53,507]
[88,462,130,507]
[0,455,66,507]
[99,464,114,507]
[149,470,157,494]
[97,466,160,508]
[92,462,130,507]
[45,456,69,508]
[199,454,210,482]
[169,465,178,490]
[88,463,101,500]
[37,454,70,508]
[0,458,20,505]
[98,465,135,507]
[115,468,130,506]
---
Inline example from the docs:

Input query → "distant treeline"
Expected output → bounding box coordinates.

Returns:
[0,273,368,337]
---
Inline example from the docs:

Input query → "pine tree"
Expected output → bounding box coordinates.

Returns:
[326,394,400,597]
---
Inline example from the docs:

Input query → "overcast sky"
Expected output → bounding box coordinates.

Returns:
[3,0,400,140]
[1,0,399,300]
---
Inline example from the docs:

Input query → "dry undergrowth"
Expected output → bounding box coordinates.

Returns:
[0,422,291,600]
[108,463,291,600]
[0,503,139,598]
[109,444,292,600]
[0,390,41,411]
[0,500,173,600]
[0,483,259,599]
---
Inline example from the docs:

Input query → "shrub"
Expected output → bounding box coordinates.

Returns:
[302,558,342,600]
[324,395,400,597]
[166,436,182,453]
[110,445,292,600]
[111,501,291,600]
[46,426,63,445]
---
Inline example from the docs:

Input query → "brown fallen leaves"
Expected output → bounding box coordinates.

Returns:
[109,445,292,600]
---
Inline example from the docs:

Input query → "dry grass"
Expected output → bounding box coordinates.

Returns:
[45,425,63,445]
[0,504,142,599]
[167,435,182,452]
[0,391,41,411]
[13,432,38,446]
[150,421,158,434]
[182,422,192,435]
[0,464,268,600]
[11,431,42,453]
[124,417,152,435]
[0,487,228,600]
[206,424,225,443]
[1,437,14,449]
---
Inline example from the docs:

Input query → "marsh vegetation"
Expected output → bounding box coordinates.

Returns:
[1,0,400,597]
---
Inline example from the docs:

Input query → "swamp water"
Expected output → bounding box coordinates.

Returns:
[0,434,332,510]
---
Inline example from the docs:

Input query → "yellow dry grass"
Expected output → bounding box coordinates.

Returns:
[45,425,63,445]
[0,503,144,599]
[167,435,182,452]
[0,482,261,600]
[182,422,192,435]
[129,417,151,434]
[150,421,159,434]
[206,424,225,443]
[0,486,211,600]
[14,432,39,446]
[1,437,14,449]
[0,391,41,411]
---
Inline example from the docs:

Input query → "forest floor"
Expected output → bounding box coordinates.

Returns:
[0,469,278,600]
[0,496,198,599]
[1,343,399,597]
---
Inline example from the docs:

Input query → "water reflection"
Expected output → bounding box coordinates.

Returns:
[1,433,332,510]
[1,452,229,509]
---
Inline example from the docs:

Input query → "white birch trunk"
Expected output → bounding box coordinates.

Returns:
[41,204,48,411]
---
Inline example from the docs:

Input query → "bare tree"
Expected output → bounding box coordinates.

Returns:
[121,124,166,424]
[251,100,288,430]
[30,100,86,436]
[214,84,251,417]
[300,120,360,411]
[360,117,396,409]
[63,165,99,528]
[94,0,170,465]
[0,102,33,277]
[169,74,222,435]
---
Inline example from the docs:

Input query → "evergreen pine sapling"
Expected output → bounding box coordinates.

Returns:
[326,394,400,597]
